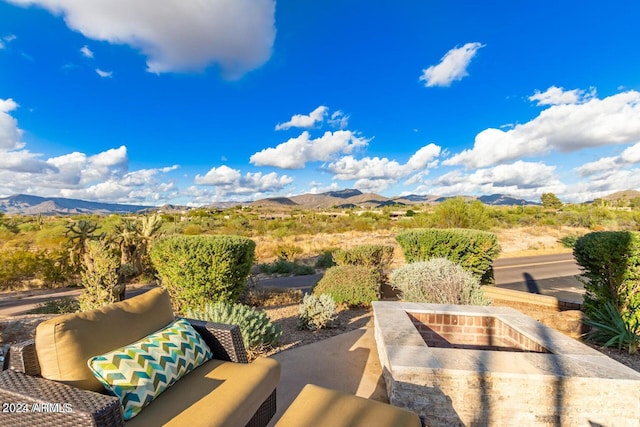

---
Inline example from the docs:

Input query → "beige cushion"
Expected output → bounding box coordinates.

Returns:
[275,384,422,427]
[35,287,175,391]
[126,357,281,427]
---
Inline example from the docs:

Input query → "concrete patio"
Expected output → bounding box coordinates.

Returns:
[268,319,387,426]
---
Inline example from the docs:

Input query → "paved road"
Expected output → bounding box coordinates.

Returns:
[493,252,584,304]
[0,253,585,316]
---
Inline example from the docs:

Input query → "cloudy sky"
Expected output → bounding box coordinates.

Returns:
[1,1,639,206]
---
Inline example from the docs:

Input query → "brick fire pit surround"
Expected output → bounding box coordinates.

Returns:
[373,301,640,427]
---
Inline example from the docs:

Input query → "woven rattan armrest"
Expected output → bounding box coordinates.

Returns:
[6,339,40,376]
[0,369,123,427]
[185,318,249,363]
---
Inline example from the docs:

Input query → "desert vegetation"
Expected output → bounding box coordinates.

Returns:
[3,195,640,366]
[1,196,640,293]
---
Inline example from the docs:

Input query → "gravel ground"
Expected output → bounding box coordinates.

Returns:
[260,304,372,357]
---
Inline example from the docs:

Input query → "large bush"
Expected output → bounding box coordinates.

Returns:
[150,235,255,313]
[389,258,490,306]
[431,197,492,230]
[332,244,394,275]
[313,265,380,307]
[395,228,500,284]
[573,231,640,327]
[186,302,281,356]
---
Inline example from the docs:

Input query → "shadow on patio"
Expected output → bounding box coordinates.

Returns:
[268,323,386,426]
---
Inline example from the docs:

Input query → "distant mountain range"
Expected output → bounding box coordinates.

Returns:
[251,190,540,209]
[0,194,151,216]
[10,188,633,216]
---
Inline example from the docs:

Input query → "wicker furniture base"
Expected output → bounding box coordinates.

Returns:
[1,317,278,426]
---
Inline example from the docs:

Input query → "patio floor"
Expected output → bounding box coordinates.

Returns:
[268,320,387,426]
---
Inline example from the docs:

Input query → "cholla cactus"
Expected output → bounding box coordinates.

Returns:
[297,293,338,330]
[79,240,120,311]
[186,302,282,352]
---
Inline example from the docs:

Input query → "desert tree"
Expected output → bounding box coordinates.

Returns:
[541,193,563,209]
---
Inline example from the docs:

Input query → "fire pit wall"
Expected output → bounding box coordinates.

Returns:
[373,301,640,427]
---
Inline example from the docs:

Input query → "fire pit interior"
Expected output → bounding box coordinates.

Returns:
[407,312,550,353]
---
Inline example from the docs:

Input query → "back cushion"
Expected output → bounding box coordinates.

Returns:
[35,287,175,391]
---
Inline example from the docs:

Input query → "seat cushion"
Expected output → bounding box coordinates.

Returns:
[88,318,213,420]
[36,287,175,391]
[126,357,281,427]
[275,384,422,427]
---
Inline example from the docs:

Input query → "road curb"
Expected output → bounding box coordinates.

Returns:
[482,286,582,310]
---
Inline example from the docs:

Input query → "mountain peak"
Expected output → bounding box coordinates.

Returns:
[321,189,362,199]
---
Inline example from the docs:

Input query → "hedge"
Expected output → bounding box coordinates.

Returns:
[313,265,380,307]
[150,235,255,313]
[573,231,640,324]
[395,228,500,284]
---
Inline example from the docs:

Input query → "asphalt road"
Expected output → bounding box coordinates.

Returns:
[493,252,584,303]
[0,253,584,316]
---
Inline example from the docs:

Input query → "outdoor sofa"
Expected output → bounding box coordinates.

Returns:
[0,287,281,427]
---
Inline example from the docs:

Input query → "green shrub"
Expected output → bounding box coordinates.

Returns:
[389,258,490,305]
[313,265,380,307]
[431,197,492,230]
[298,293,338,330]
[573,231,640,327]
[150,235,255,313]
[28,296,79,314]
[332,244,394,274]
[258,259,315,276]
[0,249,40,290]
[395,228,500,284]
[274,244,303,261]
[186,302,282,354]
[79,240,121,312]
[558,234,581,249]
[315,250,337,269]
[584,301,640,354]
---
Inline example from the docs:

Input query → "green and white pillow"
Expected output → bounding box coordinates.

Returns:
[87,318,213,420]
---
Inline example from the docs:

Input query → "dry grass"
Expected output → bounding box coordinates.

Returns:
[494,226,588,257]
[252,226,578,265]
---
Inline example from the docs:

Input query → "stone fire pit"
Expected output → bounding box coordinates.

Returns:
[373,301,640,426]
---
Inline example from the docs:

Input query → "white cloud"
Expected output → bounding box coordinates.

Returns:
[7,0,276,76]
[0,144,179,204]
[529,86,595,106]
[621,143,640,163]
[566,169,640,203]
[328,143,441,181]
[80,44,93,58]
[0,98,25,151]
[194,165,241,185]
[0,97,180,204]
[324,144,441,194]
[420,42,485,87]
[420,161,564,200]
[328,110,349,129]
[445,89,640,168]
[96,69,112,78]
[275,106,328,131]
[0,34,17,49]
[575,142,640,177]
[194,165,293,199]
[250,130,369,169]
[574,156,618,177]
[0,150,57,173]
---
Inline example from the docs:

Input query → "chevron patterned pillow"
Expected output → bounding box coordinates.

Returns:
[87,318,213,420]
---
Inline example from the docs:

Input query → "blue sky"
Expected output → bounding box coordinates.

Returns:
[1,1,639,206]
